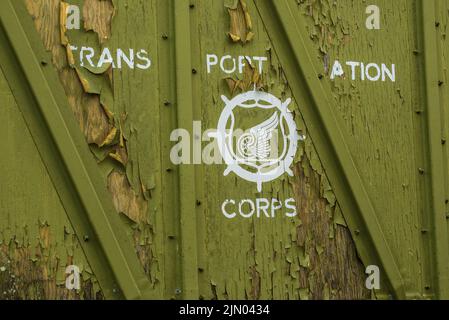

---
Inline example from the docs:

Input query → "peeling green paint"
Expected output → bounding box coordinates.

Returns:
[3,0,445,300]
[188,0,368,300]
[0,66,102,299]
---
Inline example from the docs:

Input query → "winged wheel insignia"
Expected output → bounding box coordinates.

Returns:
[237,112,279,161]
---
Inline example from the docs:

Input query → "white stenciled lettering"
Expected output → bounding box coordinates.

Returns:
[136,49,152,70]
[381,63,395,82]
[220,55,237,74]
[239,199,256,218]
[330,60,396,82]
[207,54,268,74]
[330,60,345,79]
[256,198,271,218]
[346,61,359,80]
[271,198,283,217]
[80,46,95,68]
[285,198,297,217]
[252,56,268,74]
[206,54,218,73]
[98,47,116,69]
[221,198,298,219]
[70,46,152,70]
[117,48,135,69]
[365,63,381,81]
[222,199,237,219]
[238,55,251,74]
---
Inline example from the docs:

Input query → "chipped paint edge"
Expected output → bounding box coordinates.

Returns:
[0,0,155,300]
[253,0,406,298]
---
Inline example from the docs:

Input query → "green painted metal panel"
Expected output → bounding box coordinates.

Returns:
[275,0,448,299]
[0,0,155,299]
[1,0,449,300]
[0,65,102,299]
[188,1,368,300]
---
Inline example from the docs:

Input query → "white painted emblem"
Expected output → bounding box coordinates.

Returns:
[212,90,300,192]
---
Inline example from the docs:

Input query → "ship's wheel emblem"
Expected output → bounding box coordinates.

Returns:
[212,90,300,192]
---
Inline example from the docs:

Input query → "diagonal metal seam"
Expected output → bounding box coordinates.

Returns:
[0,0,155,299]
[419,0,449,299]
[173,0,200,299]
[254,0,405,298]
[0,19,126,299]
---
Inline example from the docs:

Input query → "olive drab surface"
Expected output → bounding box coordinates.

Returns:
[0,0,449,300]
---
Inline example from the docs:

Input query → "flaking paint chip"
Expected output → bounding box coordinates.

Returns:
[226,0,254,44]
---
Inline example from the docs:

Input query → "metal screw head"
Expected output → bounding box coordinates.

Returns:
[175,288,182,295]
